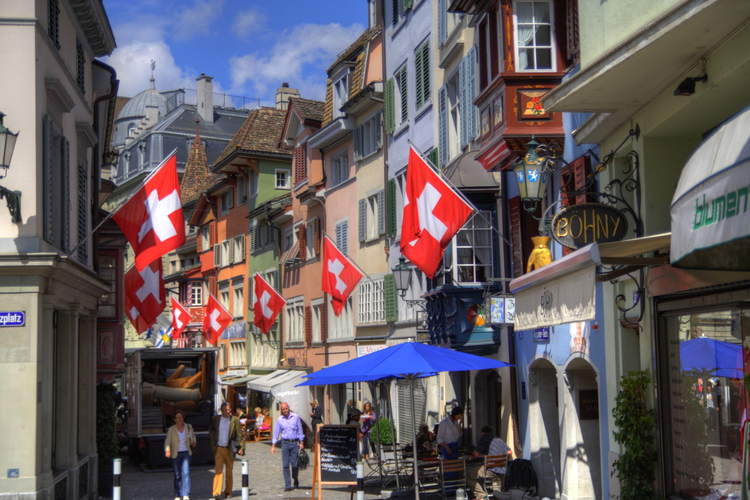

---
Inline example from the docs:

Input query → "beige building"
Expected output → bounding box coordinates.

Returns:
[0,1,117,499]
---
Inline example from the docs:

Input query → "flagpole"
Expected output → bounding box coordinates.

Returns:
[321,233,385,293]
[407,140,512,248]
[67,148,180,258]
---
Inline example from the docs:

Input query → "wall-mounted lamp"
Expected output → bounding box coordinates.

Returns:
[674,74,708,96]
[391,256,427,311]
[0,112,21,223]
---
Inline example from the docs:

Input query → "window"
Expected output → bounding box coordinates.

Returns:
[233,284,244,318]
[76,38,85,94]
[354,112,383,161]
[358,190,385,242]
[514,0,555,71]
[251,221,263,252]
[285,299,305,343]
[414,39,431,111]
[221,239,231,267]
[438,0,461,47]
[190,281,203,305]
[219,282,230,310]
[306,219,317,259]
[312,301,323,343]
[237,175,247,204]
[335,220,348,256]
[233,235,245,263]
[284,227,295,251]
[478,7,502,89]
[294,144,307,185]
[329,297,353,339]
[201,225,211,251]
[358,278,385,324]
[391,0,413,27]
[330,151,349,187]
[438,47,478,167]
[451,211,494,283]
[48,0,60,49]
[229,340,247,368]
[275,169,290,189]
[332,70,350,119]
[221,188,234,214]
[396,65,408,125]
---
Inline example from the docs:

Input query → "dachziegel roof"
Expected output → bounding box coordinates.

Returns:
[289,98,325,124]
[181,134,223,206]
[213,107,290,169]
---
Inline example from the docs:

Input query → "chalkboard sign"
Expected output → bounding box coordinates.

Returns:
[317,425,359,484]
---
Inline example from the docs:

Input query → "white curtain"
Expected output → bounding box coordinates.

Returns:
[516,2,535,70]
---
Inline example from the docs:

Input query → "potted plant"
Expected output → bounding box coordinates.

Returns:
[370,418,396,460]
[97,382,120,497]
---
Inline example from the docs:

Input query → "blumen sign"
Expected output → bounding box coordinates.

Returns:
[0,312,25,327]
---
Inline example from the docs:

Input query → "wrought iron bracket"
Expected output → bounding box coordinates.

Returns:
[402,298,427,312]
[0,185,21,223]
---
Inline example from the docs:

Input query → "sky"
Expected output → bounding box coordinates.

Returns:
[102,0,368,108]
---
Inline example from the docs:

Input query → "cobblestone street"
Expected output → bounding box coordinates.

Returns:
[112,442,395,500]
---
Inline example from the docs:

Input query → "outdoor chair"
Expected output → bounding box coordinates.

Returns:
[439,458,466,499]
[481,454,508,496]
[417,458,441,499]
[257,420,272,442]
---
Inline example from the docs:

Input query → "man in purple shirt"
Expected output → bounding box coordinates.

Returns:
[270,402,305,491]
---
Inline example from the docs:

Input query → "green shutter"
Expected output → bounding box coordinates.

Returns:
[387,178,397,237]
[403,0,413,10]
[421,41,431,104]
[385,78,395,134]
[399,66,408,123]
[358,199,367,242]
[377,190,386,236]
[428,148,439,170]
[414,46,424,110]
[385,274,399,322]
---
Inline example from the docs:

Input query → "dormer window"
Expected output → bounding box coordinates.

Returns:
[332,69,350,119]
[514,0,556,72]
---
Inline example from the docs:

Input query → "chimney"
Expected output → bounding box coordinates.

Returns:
[275,82,300,110]
[196,73,214,124]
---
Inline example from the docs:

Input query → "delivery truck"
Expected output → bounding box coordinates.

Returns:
[124,348,220,469]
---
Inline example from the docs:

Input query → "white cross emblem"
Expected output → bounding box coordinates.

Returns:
[129,306,139,318]
[136,266,162,304]
[210,309,222,331]
[528,170,539,182]
[328,259,347,294]
[258,291,273,318]
[174,308,185,329]
[414,182,447,243]
[138,189,181,243]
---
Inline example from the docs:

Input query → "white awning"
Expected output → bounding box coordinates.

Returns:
[247,369,312,420]
[671,106,750,271]
[510,234,670,330]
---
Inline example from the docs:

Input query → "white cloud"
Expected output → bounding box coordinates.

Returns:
[173,0,225,41]
[231,7,267,40]
[229,22,365,102]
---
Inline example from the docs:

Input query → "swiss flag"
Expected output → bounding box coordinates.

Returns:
[253,273,286,334]
[170,297,190,340]
[322,236,363,316]
[124,260,166,333]
[400,146,473,278]
[203,294,232,345]
[112,154,185,271]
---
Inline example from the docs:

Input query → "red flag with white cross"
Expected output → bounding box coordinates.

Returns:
[170,297,190,340]
[253,273,286,334]
[202,294,232,345]
[400,146,473,278]
[124,260,166,333]
[112,153,185,271]
[322,236,363,317]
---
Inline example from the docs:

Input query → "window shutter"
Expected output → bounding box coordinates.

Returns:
[48,0,60,49]
[353,125,362,161]
[77,161,88,264]
[428,148,439,169]
[358,199,367,242]
[399,66,408,123]
[459,54,468,150]
[313,219,321,256]
[467,45,479,143]
[305,306,312,345]
[414,47,424,110]
[298,224,307,260]
[392,0,399,25]
[573,155,590,205]
[269,270,279,291]
[403,0,413,10]
[509,197,524,277]
[213,244,221,268]
[566,0,580,63]
[385,79,396,134]
[227,240,234,265]
[265,222,276,246]
[43,115,53,243]
[375,111,383,149]
[438,85,449,168]
[61,136,70,252]
[384,274,398,322]
[254,223,263,251]
[387,178,397,237]
[438,0,447,47]
[294,144,307,185]
[377,190,386,236]
[320,301,327,342]
[340,223,349,255]
[421,42,431,104]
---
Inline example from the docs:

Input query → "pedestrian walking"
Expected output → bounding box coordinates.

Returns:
[209,402,245,500]
[309,400,323,445]
[164,410,196,500]
[360,402,376,460]
[270,402,305,492]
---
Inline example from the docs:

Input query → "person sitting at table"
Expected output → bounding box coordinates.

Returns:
[416,423,435,453]
[466,425,512,500]
[255,407,270,432]
[436,406,463,459]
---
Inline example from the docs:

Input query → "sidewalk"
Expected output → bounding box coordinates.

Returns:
[112,441,394,500]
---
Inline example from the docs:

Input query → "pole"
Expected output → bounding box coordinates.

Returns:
[241,458,249,500]
[410,376,420,500]
[112,458,121,500]
[356,461,365,500]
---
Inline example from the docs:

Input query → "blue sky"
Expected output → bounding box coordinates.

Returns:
[103,0,367,107]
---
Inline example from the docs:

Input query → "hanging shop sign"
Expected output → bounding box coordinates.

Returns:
[551,203,628,249]
[0,311,25,327]
[490,296,515,324]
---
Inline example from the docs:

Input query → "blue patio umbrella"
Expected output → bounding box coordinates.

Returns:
[298,342,513,499]
[680,337,743,379]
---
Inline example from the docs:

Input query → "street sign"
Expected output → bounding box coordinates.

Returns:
[0,312,25,327]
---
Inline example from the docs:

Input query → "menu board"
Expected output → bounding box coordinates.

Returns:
[317,425,359,484]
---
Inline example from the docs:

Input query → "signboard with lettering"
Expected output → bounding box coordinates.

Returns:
[356,345,387,357]
[0,312,25,327]
[551,203,628,249]
[579,389,599,420]
[533,328,550,342]
[314,425,358,489]
[490,297,515,324]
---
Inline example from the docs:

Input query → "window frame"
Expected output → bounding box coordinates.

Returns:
[306,217,318,260]
[512,0,557,72]
[221,239,231,267]
[358,277,385,324]
[285,297,305,344]
[233,282,244,319]
[450,210,495,285]
[219,281,230,310]
[275,169,291,189]
[236,175,248,205]
[190,281,203,306]
[332,69,351,119]
[311,299,324,343]
[328,296,354,339]
[221,188,234,214]
[330,150,350,188]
